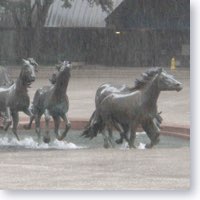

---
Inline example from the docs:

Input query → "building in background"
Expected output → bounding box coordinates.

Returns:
[0,0,189,67]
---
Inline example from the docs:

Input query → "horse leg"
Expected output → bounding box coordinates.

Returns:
[23,107,33,117]
[115,132,124,144]
[107,126,115,148]
[52,115,61,140]
[23,107,35,130]
[112,122,124,144]
[128,123,137,148]
[43,109,51,143]
[11,111,20,141]
[23,115,35,130]
[151,118,161,145]
[58,113,71,141]
[115,124,129,144]
[101,119,114,148]
[0,112,4,129]
[4,107,12,131]
[109,120,126,145]
[142,120,160,149]
[102,129,110,149]
[35,113,42,143]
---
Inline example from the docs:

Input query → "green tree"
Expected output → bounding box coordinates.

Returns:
[0,0,113,61]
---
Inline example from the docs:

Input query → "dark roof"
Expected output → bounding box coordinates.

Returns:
[105,0,190,30]
[1,0,190,30]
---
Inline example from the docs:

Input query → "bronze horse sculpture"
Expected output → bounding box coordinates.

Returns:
[0,59,36,140]
[0,58,38,129]
[0,66,14,126]
[23,61,68,129]
[82,82,162,144]
[82,67,182,148]
[24,61,71,143]
[23,62,63,130]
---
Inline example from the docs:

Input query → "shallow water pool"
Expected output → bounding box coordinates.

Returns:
[0,129,189,151]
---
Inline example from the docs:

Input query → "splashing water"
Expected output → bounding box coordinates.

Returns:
[120,141,129,150]
[137,143,146,150]
[120,141,146,150]
[0,137,83,150]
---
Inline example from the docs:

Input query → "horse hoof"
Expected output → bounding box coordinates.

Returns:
[103,144,109,149]
[154,138,160,145]
[37,140,42,146]
[23,124,31,130]
[58,132,68,141]
[57,134,65,141]
[115,138,123,144]
[43,137,50,144]
[103,142,110,149]
[145,143,153,149]
[129,144,136,149]
[15,137,20,141]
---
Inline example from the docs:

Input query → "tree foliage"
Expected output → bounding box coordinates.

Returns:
[0,0,113,27]
[62,0,113,13]
[0,0,113,60]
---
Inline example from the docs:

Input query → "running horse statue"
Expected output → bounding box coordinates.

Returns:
[0,58,38,129]
[23,61,64,130]
[0,66,13,128]
[83,82,162,145]
[24,61,71,143]
[0,59,36,140]
[82,67,182,148]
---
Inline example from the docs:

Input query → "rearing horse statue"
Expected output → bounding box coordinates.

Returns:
[0,59,36,140]
[23,61,64,130]
[25,61,71,143]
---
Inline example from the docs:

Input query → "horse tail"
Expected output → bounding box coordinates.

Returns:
[81,110,104,139]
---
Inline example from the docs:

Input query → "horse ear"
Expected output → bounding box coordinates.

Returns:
[22,59,29,66]
[29,58,38,66]
[56,64,61,71]
[67,61,72,68]
[68,63,72,68]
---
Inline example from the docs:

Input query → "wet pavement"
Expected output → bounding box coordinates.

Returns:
[0,129,190,190]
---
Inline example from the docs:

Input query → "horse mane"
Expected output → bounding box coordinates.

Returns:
[132,67,162,90]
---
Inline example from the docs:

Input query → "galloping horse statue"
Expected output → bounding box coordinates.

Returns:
[0,66,14,127]
[82,83,162,144]
[82,67,182,148]
[23,61,64,130]
[0,58,38,130]
[0,59,36,140]
[24,61,71,143]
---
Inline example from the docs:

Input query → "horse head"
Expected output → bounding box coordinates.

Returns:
[27,58,39,72]
[157,68,182,92]
[58,61,71,77]
[49,61,72,84]
[21,59,36,86]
